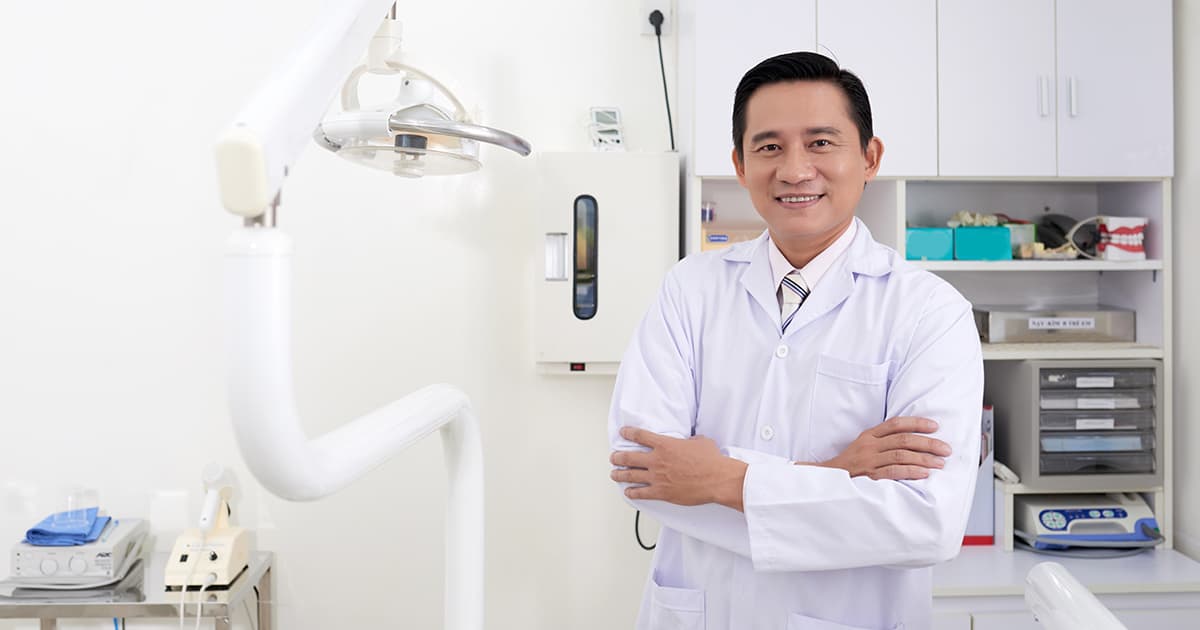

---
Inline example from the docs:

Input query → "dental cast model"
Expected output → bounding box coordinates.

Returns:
[1097,217,1148,261]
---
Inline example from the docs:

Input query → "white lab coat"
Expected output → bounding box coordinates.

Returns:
[609,219,983,630]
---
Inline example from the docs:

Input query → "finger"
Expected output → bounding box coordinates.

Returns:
[880,449,946,469]
[620,426,666,448]
[611,450,653,468]
[877,433,952,457]
[871,416,939,437]
[610,468,652,485]
[625,485,661,501]
[870,465,933,481]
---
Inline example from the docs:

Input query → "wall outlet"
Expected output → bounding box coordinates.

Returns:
[640,1,672,37]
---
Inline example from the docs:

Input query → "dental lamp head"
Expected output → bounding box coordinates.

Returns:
[214,7,530,220]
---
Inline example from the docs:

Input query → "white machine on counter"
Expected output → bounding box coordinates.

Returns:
[534,151,680,375]
[11,518,148,584]
[164,463,250,592]
[1014,493,1162,556]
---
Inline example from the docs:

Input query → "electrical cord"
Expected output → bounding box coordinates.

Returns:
[635,510,656,550]
[195,573,218,630]
[649,10,675,151]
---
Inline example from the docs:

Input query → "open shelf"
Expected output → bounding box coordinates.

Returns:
[915,260,1163,272]
[982,342,1163,361]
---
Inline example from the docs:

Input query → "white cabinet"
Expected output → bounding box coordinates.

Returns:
[1055,0,1174,177]
[691,0,815,177]
[817,0,938,177]
[937,0,1057,177]
[938,0,1173,177]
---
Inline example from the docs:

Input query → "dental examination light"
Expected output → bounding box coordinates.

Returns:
[1025,562,1127,630]
[213,1,530,628]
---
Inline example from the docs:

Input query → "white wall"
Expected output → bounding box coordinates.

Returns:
[0,1,673,628]
[1172,0,1200,558]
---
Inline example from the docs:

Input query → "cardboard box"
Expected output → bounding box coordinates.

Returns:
[964,405,995,545]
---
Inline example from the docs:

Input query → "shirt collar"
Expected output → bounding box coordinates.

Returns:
[767,219,858,292]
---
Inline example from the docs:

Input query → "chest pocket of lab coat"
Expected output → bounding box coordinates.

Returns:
[806,355,892,462]
[648,574,705,630]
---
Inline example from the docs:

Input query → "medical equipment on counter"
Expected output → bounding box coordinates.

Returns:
[987,360,1162,492]
[10,518,147,583]
[534,151,679,374]
[164,463,250,592]
[213,2,529,629]
[1014,494,1162,556]
[973,305,1135,344]
[1026,562,1127,629]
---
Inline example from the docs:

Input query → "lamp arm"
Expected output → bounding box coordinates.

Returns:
[214,0,397,219]
[225,228,484,629]
[1025,562,1127,630]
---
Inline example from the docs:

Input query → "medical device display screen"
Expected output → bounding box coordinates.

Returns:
[573,195,598,320]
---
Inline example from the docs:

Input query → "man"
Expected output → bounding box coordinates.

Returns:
[608,52,983,630]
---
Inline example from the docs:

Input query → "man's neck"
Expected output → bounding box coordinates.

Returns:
[771,219,853,270]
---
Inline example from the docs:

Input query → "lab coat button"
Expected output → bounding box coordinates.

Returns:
[760,426,775,441]
[775,345,789,358]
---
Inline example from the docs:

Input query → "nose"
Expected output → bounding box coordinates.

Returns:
[776,149,816,184]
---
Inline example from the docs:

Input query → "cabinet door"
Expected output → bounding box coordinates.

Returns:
[971,611,1042,630]
[692,0,816,177]
[1056,0,1173,177]
[937,0,1056,176]
[818,0,937,177]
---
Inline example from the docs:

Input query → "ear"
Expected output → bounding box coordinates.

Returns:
[732,147,747,188]
[863,136,884,181]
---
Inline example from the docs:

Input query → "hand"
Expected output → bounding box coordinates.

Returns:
[610,427,748,511]
[816,416,951,480]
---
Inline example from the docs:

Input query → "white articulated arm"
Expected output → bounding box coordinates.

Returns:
[225,228,484,629]
[215,0,398,217]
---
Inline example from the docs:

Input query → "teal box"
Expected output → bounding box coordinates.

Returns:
[906,227,954,260]
[954,226,1013,260]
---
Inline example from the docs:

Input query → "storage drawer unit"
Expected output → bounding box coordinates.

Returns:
[986,360,1162,492]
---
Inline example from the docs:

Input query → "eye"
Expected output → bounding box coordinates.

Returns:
[755,143,782,153]
[810,139,833,148]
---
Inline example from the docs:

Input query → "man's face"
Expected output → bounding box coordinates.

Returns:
[733,80,882,253]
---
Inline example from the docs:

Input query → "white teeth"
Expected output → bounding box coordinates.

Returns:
[779,195,820,203]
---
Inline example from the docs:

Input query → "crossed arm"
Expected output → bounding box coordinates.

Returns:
[610,415,952,512]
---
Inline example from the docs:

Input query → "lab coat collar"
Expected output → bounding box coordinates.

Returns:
[726,218,893,335]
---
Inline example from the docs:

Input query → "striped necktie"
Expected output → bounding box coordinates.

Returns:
[779,270,809,332]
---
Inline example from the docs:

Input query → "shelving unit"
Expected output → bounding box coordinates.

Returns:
[686,176,1176,548]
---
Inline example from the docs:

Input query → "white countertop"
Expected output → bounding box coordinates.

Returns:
[933,547,1200,597]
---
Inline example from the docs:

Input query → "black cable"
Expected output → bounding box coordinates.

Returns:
[649,10,675,151]
[635,510,656,550]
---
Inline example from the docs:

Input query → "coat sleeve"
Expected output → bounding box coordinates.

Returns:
[608,264,755,559]
[741,281,984,572]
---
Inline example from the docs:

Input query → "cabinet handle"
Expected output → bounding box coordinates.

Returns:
[1068,77,1078,117]
[1039,76,1050,117]
[545,233,567,281]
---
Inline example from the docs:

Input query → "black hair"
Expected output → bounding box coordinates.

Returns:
[731,51,873,161]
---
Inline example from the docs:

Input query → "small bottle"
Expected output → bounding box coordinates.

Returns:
[700,201,716,223]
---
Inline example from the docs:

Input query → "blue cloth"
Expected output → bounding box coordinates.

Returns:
[24,508,110,546]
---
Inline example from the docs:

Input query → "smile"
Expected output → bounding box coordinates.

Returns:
[776,194,823,203]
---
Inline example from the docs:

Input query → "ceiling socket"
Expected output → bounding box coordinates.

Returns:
[640,1,672,37]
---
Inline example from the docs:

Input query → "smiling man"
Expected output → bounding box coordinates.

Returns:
[608,52,984,629]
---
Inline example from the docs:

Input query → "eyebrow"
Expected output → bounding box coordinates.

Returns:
[748,127,843,145]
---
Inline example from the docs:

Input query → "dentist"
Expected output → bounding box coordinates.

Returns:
[609,52,983,630]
